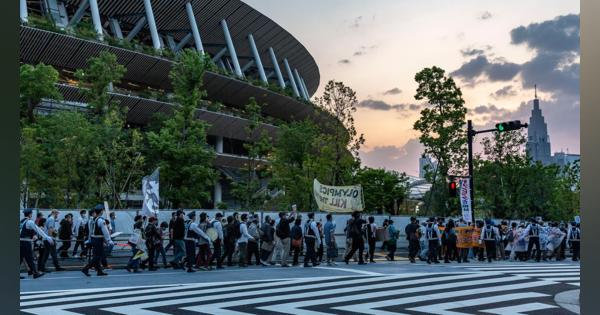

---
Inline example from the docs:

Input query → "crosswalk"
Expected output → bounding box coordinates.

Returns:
[461,263,580,287]
[20,269,573,315]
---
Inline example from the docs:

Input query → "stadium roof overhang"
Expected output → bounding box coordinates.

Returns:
[20,26,324,123]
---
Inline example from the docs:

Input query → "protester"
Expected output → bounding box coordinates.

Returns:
[323,214,338,266]
[144,217,161,271]
[443,219,457,263]
[209,213,224,269]
[237,214,255,268]
[220,215,237,267]
[274,210,296,267]
[196,212,213,271]
[81,204,113,277]
[260,216,275,266]
[365,216,377,263]
[154,221,169,268]
[72,210,88,258]
[20,209,53,279]
[169,210,186,269]
[57,214,73,258]
[386,220,399,261]
[290,217,303,266]
[303,212,321,267]
[126,215,144,273]
[344,211,366,265]
[246,215,261,266]
[404,217,419,263]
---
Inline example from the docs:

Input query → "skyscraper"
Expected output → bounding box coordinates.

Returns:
[526,86,552,165]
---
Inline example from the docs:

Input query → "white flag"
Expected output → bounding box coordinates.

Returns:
[459,178,472,223]
[142,168,160,218]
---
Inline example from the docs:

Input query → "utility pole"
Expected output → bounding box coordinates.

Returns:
[465,119,528,224]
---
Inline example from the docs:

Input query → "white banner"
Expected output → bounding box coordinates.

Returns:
[142,168,160,218]
[459,178,472,223]
[313,179,364,213]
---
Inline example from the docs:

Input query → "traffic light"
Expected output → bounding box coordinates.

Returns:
[495,120,528,132]
[449,181,457,197]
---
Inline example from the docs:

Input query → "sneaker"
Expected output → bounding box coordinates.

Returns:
[331,262,338,266]
[187,268,196,273]
[81,269,91,277]
[97,271,108,276]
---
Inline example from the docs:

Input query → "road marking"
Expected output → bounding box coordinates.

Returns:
[506,272,579,277]
[314,266,383,276]
[540,277,580,281]
[407,293,549,315]
[481,302,558,314]
[105,273,430,315]
[468,265,577,270]
[476,269,579,273]
[21,284,180,301]
[332,280,556,315]
[568,282,580,286]
[255,274,518,315]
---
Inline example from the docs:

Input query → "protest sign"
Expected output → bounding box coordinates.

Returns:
[313,179,364,213]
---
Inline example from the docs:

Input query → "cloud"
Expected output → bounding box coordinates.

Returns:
[338,59,351,65]
[350,16,363,28]
[359,139,425,176]
[520,52,579,96]
[451,55,520,83]
[511,14,579,53]
[479,11,493,20]
[358,100,405,111]
[383,88,402,95]
[490,85,518,99]
[461,48,485,57]
[353,51,365,56]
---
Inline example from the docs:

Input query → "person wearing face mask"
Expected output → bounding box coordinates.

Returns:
[72,210,88,258]
[522,218,542,262]
[81,204,114,277]
[20,209,53,279]
[425,218,441,264]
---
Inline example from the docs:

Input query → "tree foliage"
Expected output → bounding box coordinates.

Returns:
[147,49,216,208]
[19,63,62,123]
[413,66,467,216]
[355,167,409,214]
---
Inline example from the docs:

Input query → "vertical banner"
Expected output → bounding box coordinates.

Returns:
[459,178,472,223]
[313,179,364,213]
[142,168,160,218]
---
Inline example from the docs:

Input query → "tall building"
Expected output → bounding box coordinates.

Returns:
[418,155,437,179]
[19,0,325,209]
[526,87,552,165]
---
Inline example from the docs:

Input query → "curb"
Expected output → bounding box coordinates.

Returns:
[554,289,580,314]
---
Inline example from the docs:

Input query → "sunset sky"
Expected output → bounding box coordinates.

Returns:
[245,0,580,176]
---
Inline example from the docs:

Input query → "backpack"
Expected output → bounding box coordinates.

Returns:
[232,221,241,240]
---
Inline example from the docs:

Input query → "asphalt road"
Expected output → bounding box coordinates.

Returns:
[20,260,579,314]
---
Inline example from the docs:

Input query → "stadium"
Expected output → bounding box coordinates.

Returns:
[19,0,322,208]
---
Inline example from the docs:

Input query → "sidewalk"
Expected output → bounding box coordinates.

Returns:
[554,289,580,314]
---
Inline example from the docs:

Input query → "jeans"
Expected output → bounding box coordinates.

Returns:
[58,239,71,257]
[344,236,364,263]
[86,238,105,272]
[247,241,260,265]
[154,244,168,266]
[20,241,38,274]
[527,237,541,261]
[39,240,60,270]
[73,239,85,256]
[304,237,317,266]
[221,241,235,266]
[209,239,222,267]
[171,240,185,264]
[238,242,248,266]
[408,239,419,260]
[427,240,439,263]
[367,238,376,262]
[388,240,397,260]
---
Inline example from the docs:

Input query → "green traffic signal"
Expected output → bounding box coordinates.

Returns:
[497,124,505,132]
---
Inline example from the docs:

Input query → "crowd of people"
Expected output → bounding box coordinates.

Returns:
[19,205,581,279]
[402,216,581,264]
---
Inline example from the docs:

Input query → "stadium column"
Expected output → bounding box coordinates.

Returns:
[214,182,223,205]
[300,76,311,100]
[268,47,286,89]
[126,17,147,42]
[248,34,268,83]
[143,0,162,50]
[20,0,27,23]
[109,19,124,40]
[216,136,224,154]
[221,19,243,78]
[175,33,193,52]
[185,1,204,54]
[293,69,308,100]
[283,59,300,98]
[69,0,90,28]
[88,0,104,40]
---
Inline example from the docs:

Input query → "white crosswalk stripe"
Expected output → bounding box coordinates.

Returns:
[464,263,580,286]
[20,270,572,315]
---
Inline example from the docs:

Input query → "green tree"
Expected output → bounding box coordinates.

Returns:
[19,63,61,123]
[230,97,273,210]
[413,66,467,216]
[147,49,216,208]
[76,51,126,117]
[354,167,409,214]
[268,119,320,211]
[315,80,364,185]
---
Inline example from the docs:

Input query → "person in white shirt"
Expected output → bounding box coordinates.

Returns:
[303,212,321,267]
[479,219,500,263]
[72,210,88,258]
[237,214,255,267]
[183,211,211,273]
[365,216,377,263]
[82,204,114,277]
[20,208,53,279]
[209,212,225,269]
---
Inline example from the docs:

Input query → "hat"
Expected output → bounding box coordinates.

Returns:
[215,212,223,218]
[188,211,196,219]
[23,208,33,215]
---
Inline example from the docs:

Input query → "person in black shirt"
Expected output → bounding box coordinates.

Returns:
[405,217,420,263]
[145,217,161,271]
[443,219,458,263]
[169,210,186,269]
[57,214,73,258]
[220,216,236,267]
[344,211,366,265]
[290,218,303,266]
[274,210,296,267]
[164,212,176,254]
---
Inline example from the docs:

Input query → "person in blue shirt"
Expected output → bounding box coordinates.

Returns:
[323,213,337,266]
[386,220,399,261]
